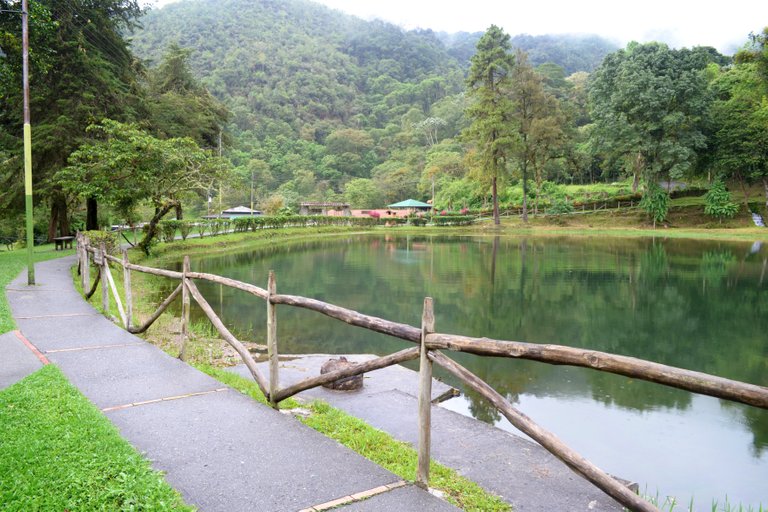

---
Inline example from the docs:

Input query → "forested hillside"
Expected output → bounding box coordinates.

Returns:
[129,0,617,209]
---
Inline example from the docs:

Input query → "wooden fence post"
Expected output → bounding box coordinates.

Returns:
[179,255,191,361]
[122,249,133,330]
[417,297,435,489]
[80,234,90,291]
[100,243,109,313]
[267,270,279,409]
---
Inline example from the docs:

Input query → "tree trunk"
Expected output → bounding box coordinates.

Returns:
[175,203,184,220]
[736,171,751,211]
[631,153,642,194]
[138,200,179,255]
[492,177,500,225]
[48,201,58,242]
[48,192,70,241]
[86,197,98,231]
[521,163,529,223]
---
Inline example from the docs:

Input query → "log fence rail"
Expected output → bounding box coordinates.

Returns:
[75,232,768,512]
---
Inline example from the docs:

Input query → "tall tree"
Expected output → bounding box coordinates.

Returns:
[463,25,515,225]
[588,42,713,213]
[508,50,566,219]
[146,44,230,150]
[0,0,144,236]
[710,56,768,209]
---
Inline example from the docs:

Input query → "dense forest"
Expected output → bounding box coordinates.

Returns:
[1,0,767,240]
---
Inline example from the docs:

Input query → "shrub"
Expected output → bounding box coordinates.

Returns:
[547,198,574,215]
[83,230,119,255]
[640,182,670,228]
[159,220,179,243]
[432,215,474,226]
[704,180,739,222]
[179,220,192,240]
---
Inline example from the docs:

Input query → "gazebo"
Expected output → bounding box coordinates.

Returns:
[387,199,432,213]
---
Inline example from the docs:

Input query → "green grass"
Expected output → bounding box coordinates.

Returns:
[642,488,764,512]
[194,366,510,512]
[0,365,193,511]
[0,245,75,334]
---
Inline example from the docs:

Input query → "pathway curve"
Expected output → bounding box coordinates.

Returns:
[6,256,457,511]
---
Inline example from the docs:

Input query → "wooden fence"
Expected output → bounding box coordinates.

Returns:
[76,233,768,512]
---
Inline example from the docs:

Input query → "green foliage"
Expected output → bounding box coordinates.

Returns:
[640,182,671,227]
[82,230,119,255]
[547,198,575,215]
[58,119,230,253]
[708,56,768,191]
[432,215,475,226]
[344,178,383,208]
[704,180,740,221]
[589,42,714,184]
[159,220,180,243]
[0,365,192,510]
[146,43,230,149]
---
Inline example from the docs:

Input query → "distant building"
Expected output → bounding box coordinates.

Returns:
[299,202,351,216]
[220,206,262,218]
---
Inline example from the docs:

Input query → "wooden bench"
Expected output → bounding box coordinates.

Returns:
[53,236,75,251]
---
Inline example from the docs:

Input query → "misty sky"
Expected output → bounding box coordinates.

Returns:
[149,0,768,54]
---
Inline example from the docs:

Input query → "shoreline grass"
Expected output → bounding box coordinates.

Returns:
[0,365,193,511]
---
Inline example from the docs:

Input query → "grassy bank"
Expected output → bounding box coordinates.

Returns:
[0,246,75,333]
[0,365,192,511]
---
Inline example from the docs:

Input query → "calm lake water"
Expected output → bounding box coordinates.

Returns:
[170,234,768,508]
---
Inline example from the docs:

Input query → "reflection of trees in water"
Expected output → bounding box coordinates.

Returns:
[156,234,768,448]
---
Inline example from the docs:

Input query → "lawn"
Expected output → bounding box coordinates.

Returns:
[0,365,192,511]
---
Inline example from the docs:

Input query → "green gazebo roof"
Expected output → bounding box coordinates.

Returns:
[387,199,432,209]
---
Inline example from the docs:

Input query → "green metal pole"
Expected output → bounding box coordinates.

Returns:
[22,0,34,285]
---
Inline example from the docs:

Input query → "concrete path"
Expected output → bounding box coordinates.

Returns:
[231,355,628,512]
[5,256,457,512]
[0,330,44,390]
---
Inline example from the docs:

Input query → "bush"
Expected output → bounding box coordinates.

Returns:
[159,220,179,243]
[432,215,474,226]
[704,180,739,222]
[546,198,574,215]
[179,220,192,240]
[82,230,119,255]
[640,182,670,227]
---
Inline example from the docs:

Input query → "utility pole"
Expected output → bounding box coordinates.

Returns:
[218,129,222,215]
[22,0,35,285]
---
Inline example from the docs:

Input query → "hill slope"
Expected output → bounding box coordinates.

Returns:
[129,0,617,206]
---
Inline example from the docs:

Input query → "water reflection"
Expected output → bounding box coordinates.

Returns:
[158,234,768,506]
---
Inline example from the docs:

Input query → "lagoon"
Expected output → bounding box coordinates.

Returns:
[174,234,767,508]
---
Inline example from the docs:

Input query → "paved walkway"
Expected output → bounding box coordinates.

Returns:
[232,356,626,512]
[5,256,457,512]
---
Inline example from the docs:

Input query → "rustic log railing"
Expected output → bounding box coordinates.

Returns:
[75,232,768,512]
